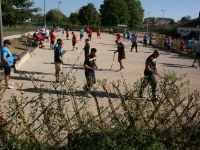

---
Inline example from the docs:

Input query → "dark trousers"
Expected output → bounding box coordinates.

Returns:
[139,74,157,98]
[131,42,137,52]
[85,72,96,92]
[149,40,152,46]
[143,40,147,47]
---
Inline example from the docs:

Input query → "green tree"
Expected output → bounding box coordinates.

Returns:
[69,12,79,25]
[2,0,41,26]
[46,9,68,26]
[78,3,100,26]
[99,0,130,26]
[181,15,191,23]
[151,17,156,24]
[169,19,176,25]
[124,0,144,28]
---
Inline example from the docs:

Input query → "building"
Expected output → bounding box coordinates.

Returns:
[144,17,172,24]
[177,13,200,38]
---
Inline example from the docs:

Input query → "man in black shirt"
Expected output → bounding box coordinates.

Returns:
[83,39,90,57]
[139,50,160,101]
[114,41,126,71]
[84,48,98,98]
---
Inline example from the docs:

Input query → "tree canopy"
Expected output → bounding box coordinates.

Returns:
[181,15,191,23]
[2,0,41,26]
[78,3,100,26]
[99,0,130,26]
[69,12,79,25]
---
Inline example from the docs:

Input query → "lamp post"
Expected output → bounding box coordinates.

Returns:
[58,2,61,28]
[161,9,166,25]
[44,0,46,27]
[0,0,3,62]
[147,11,151,32]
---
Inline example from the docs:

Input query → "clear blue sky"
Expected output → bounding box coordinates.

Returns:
[33,0,200,22]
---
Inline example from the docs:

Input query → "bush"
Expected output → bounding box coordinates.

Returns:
[0,66,200,149]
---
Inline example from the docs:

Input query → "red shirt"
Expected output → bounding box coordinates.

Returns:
[180,40,184,48]
[117,33,121,39]
[97,29,100,34]
[66,29,69,34]
[36,33,43,41]
[72,34,77,43]
[89,29,92,35]
[50,32,56,41]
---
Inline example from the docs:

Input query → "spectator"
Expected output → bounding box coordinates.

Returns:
[1,40,14,89]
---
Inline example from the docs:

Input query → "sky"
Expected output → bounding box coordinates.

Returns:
[33,0,200,22]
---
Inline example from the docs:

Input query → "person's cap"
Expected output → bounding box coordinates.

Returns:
[4,39,12,45]
[91,48,97,52]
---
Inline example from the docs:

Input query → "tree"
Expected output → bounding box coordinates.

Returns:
[46,9,68,26]
[169,19,176,25]
[78,3,100,26]
[99,0,130,26]
[151,17,156,24]
[124,0,144,28]
[181,15,191,23]
[2,0,41,26]
[69,12,79,25]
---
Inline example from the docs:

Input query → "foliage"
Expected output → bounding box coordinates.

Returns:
[124,0,144,28]
[69,12,79,25]
[0,56,200,150]
[46,9,68,26]
[1,0,41,27]
[78,3,100,26]
[169,19,176,25]
[99,0,130,26]
[181,15,191,23]
[158,26,181,39]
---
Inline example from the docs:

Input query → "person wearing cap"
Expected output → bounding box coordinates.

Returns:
[83,39,90,57]
[114,41,126,71]
[54,42,66,82]
[139,50,160,102]
[1,40,14,89]
[83,48,98,98]
[115,32,121,45]
[71,32,78,51]
[130,33,138,52]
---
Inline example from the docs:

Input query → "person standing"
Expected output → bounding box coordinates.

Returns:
[83,39,90,57]
[126,30,130,42]
[62,27,65,37]
[80,28,84,41]
[139,50,160,101]
[114,41,126,71]
[54,42,66,82]
[1,40,14,89]
[143,33,148,47]
[130,33,138,52]
[97,29,101,39]
[179,39,184,56]
[71,32,78,51]
[167,37,172,54]
[50,29,56,49]
[123,29,126,37]
[149,34,153,47]
[88,28,92,41]
[66,28,69,40]
[84,48,98,98]
[45,29,50,43]
[191,45,200,69]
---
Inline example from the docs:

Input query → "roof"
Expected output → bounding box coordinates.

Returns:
[178,18,200,28]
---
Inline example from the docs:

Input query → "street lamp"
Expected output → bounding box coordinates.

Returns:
[58,2,61,28]
[147,11,151,32]
[161,9,166,25]
[44,0,46,27]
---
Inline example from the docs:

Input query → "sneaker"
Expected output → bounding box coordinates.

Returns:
[86,93,93,98]
[9,82,14,86]
[7,85,14,89]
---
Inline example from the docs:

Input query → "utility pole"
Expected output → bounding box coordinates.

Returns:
[147,11,151,32]
[161,9,166,25]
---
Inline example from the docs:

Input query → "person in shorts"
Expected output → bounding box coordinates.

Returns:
[71,32,78,51]
[114,40,126,71]
[130,33,138,52]
[54,42,66,82]
[88,29,92,41]
[97,29,101,39]
[66,28,69,40]
[192,45,200,69]
[84,48,98,98]
[50,29,56,49]
[80,28,84,41]
[179,39,184,56]
[1,40,14,89]
[167,37,172,54]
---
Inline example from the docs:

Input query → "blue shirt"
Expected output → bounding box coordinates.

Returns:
[127,31,130,37]
[149,35,153,41]
[143,34,148,40]
[123,29,126,34]
[131,35,138,42]
[54,43,59,51]
[1,46,14,66]
[196,45,200,53]
[80,29,84,35]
